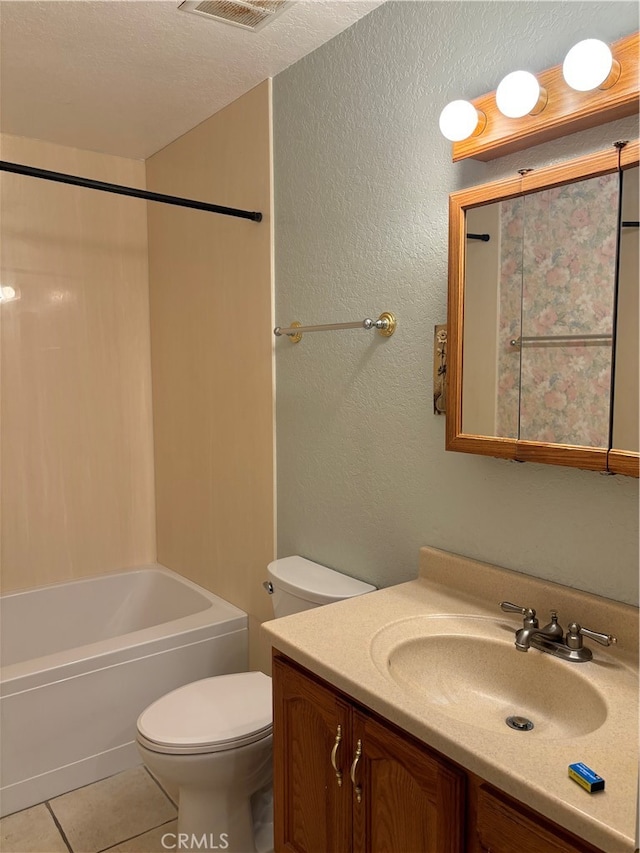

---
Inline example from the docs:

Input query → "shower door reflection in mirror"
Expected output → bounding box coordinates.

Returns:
[463,174,619,447]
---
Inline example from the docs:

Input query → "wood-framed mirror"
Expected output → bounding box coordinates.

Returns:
[446,140,639,477]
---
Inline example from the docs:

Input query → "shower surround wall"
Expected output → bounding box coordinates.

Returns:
[0,134,156,591]
[273,1,639,605]
[1,86,275,671]
[146,81,275,671]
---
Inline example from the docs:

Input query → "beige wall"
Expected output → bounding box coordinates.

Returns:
[146,81,275,672]
[462,204,500,436]
[0,134,156,591]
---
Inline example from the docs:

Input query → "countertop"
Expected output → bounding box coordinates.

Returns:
[262,546,639,853]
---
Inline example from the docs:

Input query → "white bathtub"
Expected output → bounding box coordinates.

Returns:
[0,565,248,817]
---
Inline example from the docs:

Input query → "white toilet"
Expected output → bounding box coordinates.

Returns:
[136,557,375,853]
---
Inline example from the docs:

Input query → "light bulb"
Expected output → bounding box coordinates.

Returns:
[562,39,619,91]
[438,100,485,142]
[496,71,547,118]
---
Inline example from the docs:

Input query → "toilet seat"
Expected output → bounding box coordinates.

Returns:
[136,672,273,755]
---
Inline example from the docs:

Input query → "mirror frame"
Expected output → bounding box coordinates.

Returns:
[446,139,639,477]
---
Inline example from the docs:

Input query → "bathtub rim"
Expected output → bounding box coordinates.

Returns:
[1,564,248,693]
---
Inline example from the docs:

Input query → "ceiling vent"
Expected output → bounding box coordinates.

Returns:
[178,0,290,32]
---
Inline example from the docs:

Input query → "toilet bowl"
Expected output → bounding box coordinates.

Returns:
[136,557,375,852]
[137,672,272,852]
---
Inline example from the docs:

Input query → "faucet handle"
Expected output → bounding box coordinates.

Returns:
[566,622,618,650]
[500,602,538,626]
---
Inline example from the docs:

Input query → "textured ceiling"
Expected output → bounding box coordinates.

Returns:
[0,0,382,159]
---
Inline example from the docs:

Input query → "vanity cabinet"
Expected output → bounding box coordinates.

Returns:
[272,653,606,853]
[272,654,464,853]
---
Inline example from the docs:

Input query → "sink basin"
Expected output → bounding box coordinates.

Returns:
[371,616,608,739]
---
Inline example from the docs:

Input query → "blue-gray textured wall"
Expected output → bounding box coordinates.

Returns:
[273,1,639,603]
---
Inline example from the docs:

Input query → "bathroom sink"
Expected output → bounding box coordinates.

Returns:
[370,616,608,739]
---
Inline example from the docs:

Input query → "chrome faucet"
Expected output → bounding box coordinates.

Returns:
[499,602,617,662]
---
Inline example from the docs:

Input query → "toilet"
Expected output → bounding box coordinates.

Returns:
[136,557,375,853]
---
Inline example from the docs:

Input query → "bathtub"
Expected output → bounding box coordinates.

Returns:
[0,565,248,817]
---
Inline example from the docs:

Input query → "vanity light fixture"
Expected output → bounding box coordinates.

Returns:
[438,100,486,142]
[495,70,547,118]
[443,30,638,161]
[562,39,621,92]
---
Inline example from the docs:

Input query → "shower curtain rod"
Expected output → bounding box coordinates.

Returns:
[0,160,263,222]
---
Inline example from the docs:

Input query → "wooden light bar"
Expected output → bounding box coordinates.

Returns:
[452,31,639,162]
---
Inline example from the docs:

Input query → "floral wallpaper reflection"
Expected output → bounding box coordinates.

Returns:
[496,174,619,447]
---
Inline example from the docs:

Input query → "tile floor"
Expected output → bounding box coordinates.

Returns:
[0,766,179,853]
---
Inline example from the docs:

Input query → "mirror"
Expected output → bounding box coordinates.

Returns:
[446,141,639,477]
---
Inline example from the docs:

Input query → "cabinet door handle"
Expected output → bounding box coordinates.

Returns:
[330,724,343,787]
[350,738,362,804]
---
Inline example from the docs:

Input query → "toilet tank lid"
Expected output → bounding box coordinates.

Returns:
[267,556,376,604]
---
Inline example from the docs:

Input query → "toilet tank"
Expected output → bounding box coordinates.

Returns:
[266,556,376,617]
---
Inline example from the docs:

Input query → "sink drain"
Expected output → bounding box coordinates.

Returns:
[506,715,534,731]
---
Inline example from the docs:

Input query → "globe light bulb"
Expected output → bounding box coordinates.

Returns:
[496,71,547,118]
[563,39,619,91]
[438,100,485,142]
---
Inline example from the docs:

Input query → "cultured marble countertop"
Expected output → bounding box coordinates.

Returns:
[262,546,639,853]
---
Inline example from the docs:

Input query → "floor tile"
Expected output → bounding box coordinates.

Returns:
[101,820,177,853]
[0,803,69,853]
[49,767,176,853]
[145,769,179,806]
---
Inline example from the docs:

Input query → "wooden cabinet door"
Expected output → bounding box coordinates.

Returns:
[474,785,605,853]
[351,709,465,853]
[273,656,352,853]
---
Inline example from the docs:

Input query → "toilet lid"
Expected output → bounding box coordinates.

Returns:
[137,672,272,755]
